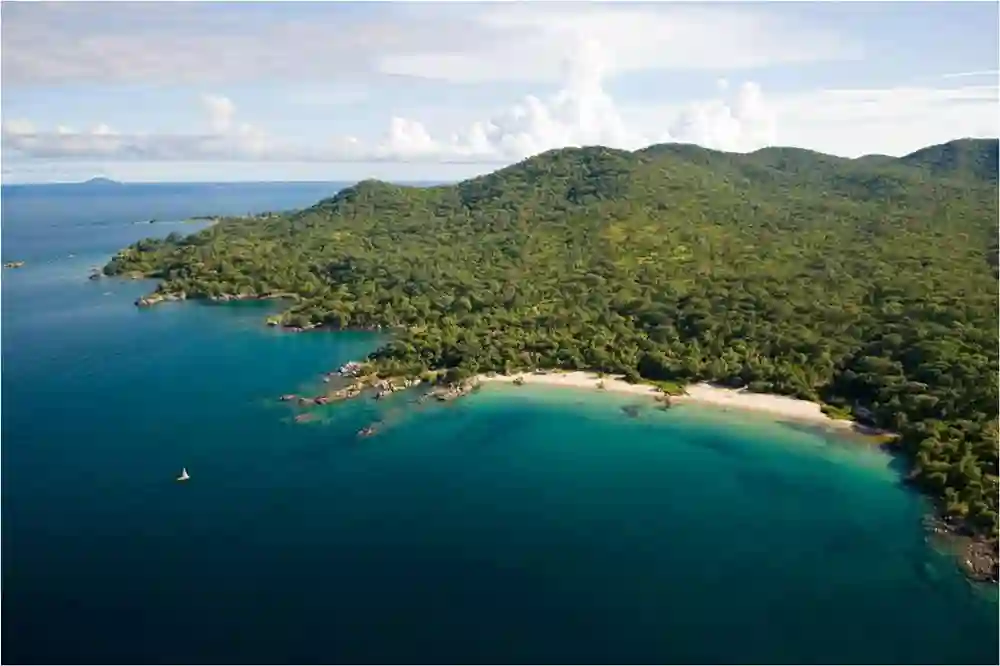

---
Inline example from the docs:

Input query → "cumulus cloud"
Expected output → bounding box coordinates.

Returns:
[664,82,777,153]
[3,39,781,165]
[3,41,996,165]
[369,38,775,162]
[203,95,236,134]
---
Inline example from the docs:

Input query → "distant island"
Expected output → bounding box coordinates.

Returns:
[79,177,124,187]
[104,138,999,581]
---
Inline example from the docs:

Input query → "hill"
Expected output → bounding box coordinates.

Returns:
[105,139,1000,555]
[898,138,999,183]
[79,177,124,187]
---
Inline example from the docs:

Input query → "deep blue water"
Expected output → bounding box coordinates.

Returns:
[2,183,997,665]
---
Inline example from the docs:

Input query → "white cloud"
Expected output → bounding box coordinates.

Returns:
[940,70,999,80]
[371,38,777,161]
[765,84,999,157]
[662,83,777,153]
[618,82,998,159]
[3,119,36,136]
[202,95,236,134]
[3,44,996,166]
[2,94,302,162]
[6,1,991,179]
[2,3,859,86]
[377,5,861,84]
[376,118,439,160]
[4,40,779,164]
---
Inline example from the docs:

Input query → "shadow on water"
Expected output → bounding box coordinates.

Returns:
[732,462,813,498]
[779,419,912,480]
[885,448,915,478]
[692,435,759,464]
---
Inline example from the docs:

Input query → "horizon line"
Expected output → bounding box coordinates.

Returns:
[3,135,996,186]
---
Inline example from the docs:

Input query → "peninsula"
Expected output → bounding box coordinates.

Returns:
[104,138,999,581]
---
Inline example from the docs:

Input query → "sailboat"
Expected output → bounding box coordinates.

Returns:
[176,467,190,482]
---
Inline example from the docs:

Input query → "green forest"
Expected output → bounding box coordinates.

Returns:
[105,138,1000,540]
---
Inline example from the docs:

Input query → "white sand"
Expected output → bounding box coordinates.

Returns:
[475,371,864,430]
[477,371,661,397]
[672,382,857,429]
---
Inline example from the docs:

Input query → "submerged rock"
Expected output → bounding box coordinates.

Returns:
[960,538,999,582]
[621,404,642,418]
[925,515,999,583]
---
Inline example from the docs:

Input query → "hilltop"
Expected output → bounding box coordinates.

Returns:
[897,138,999,183]
[105,138,999,563]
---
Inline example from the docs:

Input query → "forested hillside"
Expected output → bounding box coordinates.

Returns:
[106,138,1000,540]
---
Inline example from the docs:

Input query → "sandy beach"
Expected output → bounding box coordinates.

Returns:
[475,371,870,431]
[477,370,661,397]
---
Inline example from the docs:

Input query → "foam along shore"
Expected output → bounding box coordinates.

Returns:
[475,371,883,433]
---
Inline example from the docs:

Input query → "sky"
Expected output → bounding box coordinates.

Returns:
[1,1,998,183]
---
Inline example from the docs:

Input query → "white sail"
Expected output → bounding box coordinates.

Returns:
[177,468,190,481]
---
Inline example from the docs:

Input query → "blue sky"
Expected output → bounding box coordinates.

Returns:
[2,1,997,183]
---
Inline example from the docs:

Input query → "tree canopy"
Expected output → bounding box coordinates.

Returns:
[105,138,1000,538]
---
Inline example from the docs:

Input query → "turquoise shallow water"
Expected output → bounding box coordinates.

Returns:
[2,184,997,664]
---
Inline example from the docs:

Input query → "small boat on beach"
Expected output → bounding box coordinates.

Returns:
[176,467,190,482]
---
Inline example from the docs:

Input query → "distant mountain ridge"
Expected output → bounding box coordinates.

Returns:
[313,137,998,210]
[651,137,999,184]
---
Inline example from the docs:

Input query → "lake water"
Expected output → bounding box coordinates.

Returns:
[2,182,996,665]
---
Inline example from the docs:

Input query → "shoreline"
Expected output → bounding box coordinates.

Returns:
[476,371,887,435]
[121,290,887,439]
[121,282,995,582]
[476,371,996,581]
[126,289,392,335]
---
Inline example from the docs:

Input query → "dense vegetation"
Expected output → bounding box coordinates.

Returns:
[106,138,999,539]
